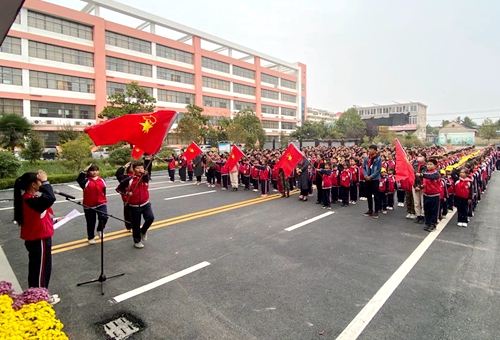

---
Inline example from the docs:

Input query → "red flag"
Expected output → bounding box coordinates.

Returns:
[394,139,415,187]
[184,142,203,163]
[226,145,245,170]
[131,146,144,160]
[275,143,304,177]
[84,110,177,155]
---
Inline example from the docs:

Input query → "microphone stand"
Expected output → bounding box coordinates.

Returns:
[62,196,126,295]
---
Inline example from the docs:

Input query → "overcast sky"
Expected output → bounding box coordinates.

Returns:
[45,0,500,125]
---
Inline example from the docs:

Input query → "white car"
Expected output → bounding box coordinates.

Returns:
[199,145,213,153]
[92,147,110,159]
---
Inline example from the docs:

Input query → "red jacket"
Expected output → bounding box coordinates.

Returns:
[422,170,441,196]
[348,166,359,183]
[339,169,351,188]
[240,164,251,176]
[258,165,271,181]
[455,178,472,199]
[330,170,339,186]
[251,166,260,179]
[378,177,389,193]
[20,192,55,241]
[82,176,107,208]
[387,175,396,193]
[446,176,455,194]
[118,175,151,206]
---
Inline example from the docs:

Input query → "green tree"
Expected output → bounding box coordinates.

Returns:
[455,116,462,124]
[226,122,248,145]
[108,147,132,166]
[175,104,211,144]
[232,109,266,149]
[0,114,33,152]
[57,123,81,144]
[334,108,366,136]
[99,82,156,119]
[0,151,21,178]
[441,119,450,127]
[290,121,322,140]
[479,118,499,143]
[279,132,290,149]
[426,124,439,135]
[401,134,423,147]
[462,116,477,127]
[60,134,93,171]
[21,132,45,163]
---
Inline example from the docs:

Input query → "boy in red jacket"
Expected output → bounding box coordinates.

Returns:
[317,162,332,209]
[378,168,389,214]
[339,161,352,207]
[77,164,107,244]
[416,158,440,232]
[387,168,396,210]
[454,168,472,227]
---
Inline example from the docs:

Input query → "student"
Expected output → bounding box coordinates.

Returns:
[439,170,449,220]
[339,161,352,207]
[412,152,427,224]
[348,158,359,205]
[416,158,440,232]
[314,155,325,205]
[256,160,271,197]
[187,160,194,181]
[362,144,382,219]
[229,160,239,191]
[251,160,260,192]
[117,162,155,248]
[77,164,107,244]
[317,162,333,209]
[193,155,203,185]
[378,168,389,214]
[445,168,455,211]
[330,164,340,204]
[217,156,229,190]
[178,150,187,183]
[239,159,251,191]
[278,168,290,198]
[14,170,60,304]
[166,154,176,183]
[454,168,472,227]
[386,168,396,210]
[115,162,133,232]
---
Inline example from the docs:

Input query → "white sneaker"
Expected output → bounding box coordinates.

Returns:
[169,181,174,183]
[462,223,468,228]
[406,213,411,219]
[273,189,278,192]
[134,242,144,249]
[388,207,393,210]
[457,222,463,227]
[98,231,104,239]
[141,232,147,241]
[88,238,96,245]
[221,187,227,190]
[351,201,356,205]
[253,189,258,192]
[48,295,60,305]
[410,214,417,220]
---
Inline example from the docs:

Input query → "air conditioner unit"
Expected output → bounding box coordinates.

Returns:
[34,120,40,124]
[46,120,53,124]
[87,122,93,126]
[75,121,81,126]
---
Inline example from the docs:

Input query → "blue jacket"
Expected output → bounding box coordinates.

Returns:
[363,155,382,181]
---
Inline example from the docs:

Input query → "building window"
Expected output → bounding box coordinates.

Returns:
[261,104,279,115]
[281,122,295,130]
[0,67,22,85]
[281,78,296,90]
[202,76,229,91]
[106,81,152,96]
[261,73,278,86]
[202,57,229,73]
[14,13,21,24]
[158,89,194,104]
[106,56,151,77]
[27,11,93,40]
[281,107,296,117]
[0,36,22,55]
[233,65,254,79]
[105,31,151,54]
[208,116,225,126]
[233,83,255,96]
[157,67,194,84]
[30,101,95,119]
[233,100,255,111]
[203,96,229,108]
[281,93,296,103]
[156,44,193,64]
[30,71,95,93]
[301,83,305,91]
[261,89,279,100]
[0,98,23,115]
[28,41,94,67]
[261,120,279,129]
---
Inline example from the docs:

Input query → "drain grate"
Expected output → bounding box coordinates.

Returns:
[103,316,140,340]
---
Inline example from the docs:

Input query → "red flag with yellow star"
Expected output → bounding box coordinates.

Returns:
[184,142,203,163]
[84,110,177,155]
[225,145,245,170]
[131,146,144,160]
[275,143,304,177]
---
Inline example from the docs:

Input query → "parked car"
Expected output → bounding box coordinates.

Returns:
[42,148,57,160]
[199,145,213,153]
[92,147,110,159]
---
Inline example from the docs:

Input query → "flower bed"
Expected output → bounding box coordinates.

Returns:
[0,281,68,339]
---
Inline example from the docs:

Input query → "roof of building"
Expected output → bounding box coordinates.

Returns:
[354,102,428,109]
[0,0,24,44]
[439,121,478,133]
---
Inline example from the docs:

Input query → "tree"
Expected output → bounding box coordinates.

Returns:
[364,120,379,139]
[60,134,93,171]
[455,116,462,124]
[426,124,439,135]
[175,104,211,144]
[226,123,248,145]
[479,118,499,143]
[57,123,81,144]
[290,121,321,140]
[279,132,290,149]
[232,109,266,149]
[108,147,132,166]
[441,120,450,127]
[0,114,33,152]
[462,116,477,128]
[21,132,45,163]
[0,151,21,178]
[334,108,366,136]
[99,82,156,119]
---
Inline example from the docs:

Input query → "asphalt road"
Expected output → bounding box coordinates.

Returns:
[0,172,499,340]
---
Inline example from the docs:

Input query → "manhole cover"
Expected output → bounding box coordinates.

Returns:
[103,316,140,340]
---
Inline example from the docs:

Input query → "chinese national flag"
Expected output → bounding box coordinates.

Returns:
[395,138,415,187]
[184,142,203,163]
[226,145,245,170]
[275,143,304,177]
[131,146,144,160]
[84,110,177,155]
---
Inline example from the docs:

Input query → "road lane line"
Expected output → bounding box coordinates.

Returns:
[164,190,215,201]
[109,261,211,304]
[67,184,82,191]
[335,210,457,340]
[285,212,334,231]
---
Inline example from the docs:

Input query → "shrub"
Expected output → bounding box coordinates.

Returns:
[108,148,133,166]
[60,135,93,171]
[0,151,21,179]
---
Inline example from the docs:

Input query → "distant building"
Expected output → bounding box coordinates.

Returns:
[306,107,339,125]
[438,121,477,146]
[354,102,427,140]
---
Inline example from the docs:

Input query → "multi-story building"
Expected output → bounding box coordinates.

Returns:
[306,107,340,125]
[355,102,427,140]
[0,0,306,146]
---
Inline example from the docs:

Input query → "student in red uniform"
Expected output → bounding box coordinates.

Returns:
[454,168,472,227]
[330,164,340,204]
[348,158,359,205]
[317,162,333,209]
[77,164,107,244]
[256,160,272,197]
[217,156,229,190]
[251,161,260,192]
[187,160,194,181]
[378,168,389,214]
[178,150,187,183]
[339,161,352,207]
[166,154,176,183]
[115,162,133,232]
[416,158,441,232]
[445,168,454,211]
[14,170,61,304]
[386,168,396,210]
[439,170,449,220]
[240,159,251,190]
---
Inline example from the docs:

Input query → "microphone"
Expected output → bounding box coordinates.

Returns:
[54,190,76,200]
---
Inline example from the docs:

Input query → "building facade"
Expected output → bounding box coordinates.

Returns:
[0,0,306,146]
[438,121,476,146]
[355,102,427,141]
[306,107,340,125]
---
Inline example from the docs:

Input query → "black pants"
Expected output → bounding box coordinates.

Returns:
[243,176,250,189]
[350,184,358,202]
[331,186,339,202]
[207,168,215,185]
[378,192,388,210]
[423,195,439,227]
[397,189,405,203]
[179,167,187,181]
[366,180,381,213]
[84,204,108,240]
[447,194,454,210]
[260,180,270,195]
[359,181,366,198]
[440,198,448,217]
[222,175,229,189]
[123,203,132,230]
[168,169,175,181]
[340,186,349,205]
[216,171,221,185]
[252,178,259,190]
[316,180,323,203]
[129,203,155,244]
[455,196,469,223]
[322,187,331,207]
[196,175,202,182]
[188,170,194,181]
[25,237,52,288]
[387,192,395,208]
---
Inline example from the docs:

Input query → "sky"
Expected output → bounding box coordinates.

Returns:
[45,0,500,125]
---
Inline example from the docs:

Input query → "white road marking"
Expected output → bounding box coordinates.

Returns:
[285,212,334,231]
[164,190,216,201]
[109,261,211,304]
[401,232,493,253]
[335,210,457,340]
[0,245,22,293]
[67,184,82,191]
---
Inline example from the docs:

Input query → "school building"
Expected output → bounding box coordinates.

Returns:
[0,0,307,147]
